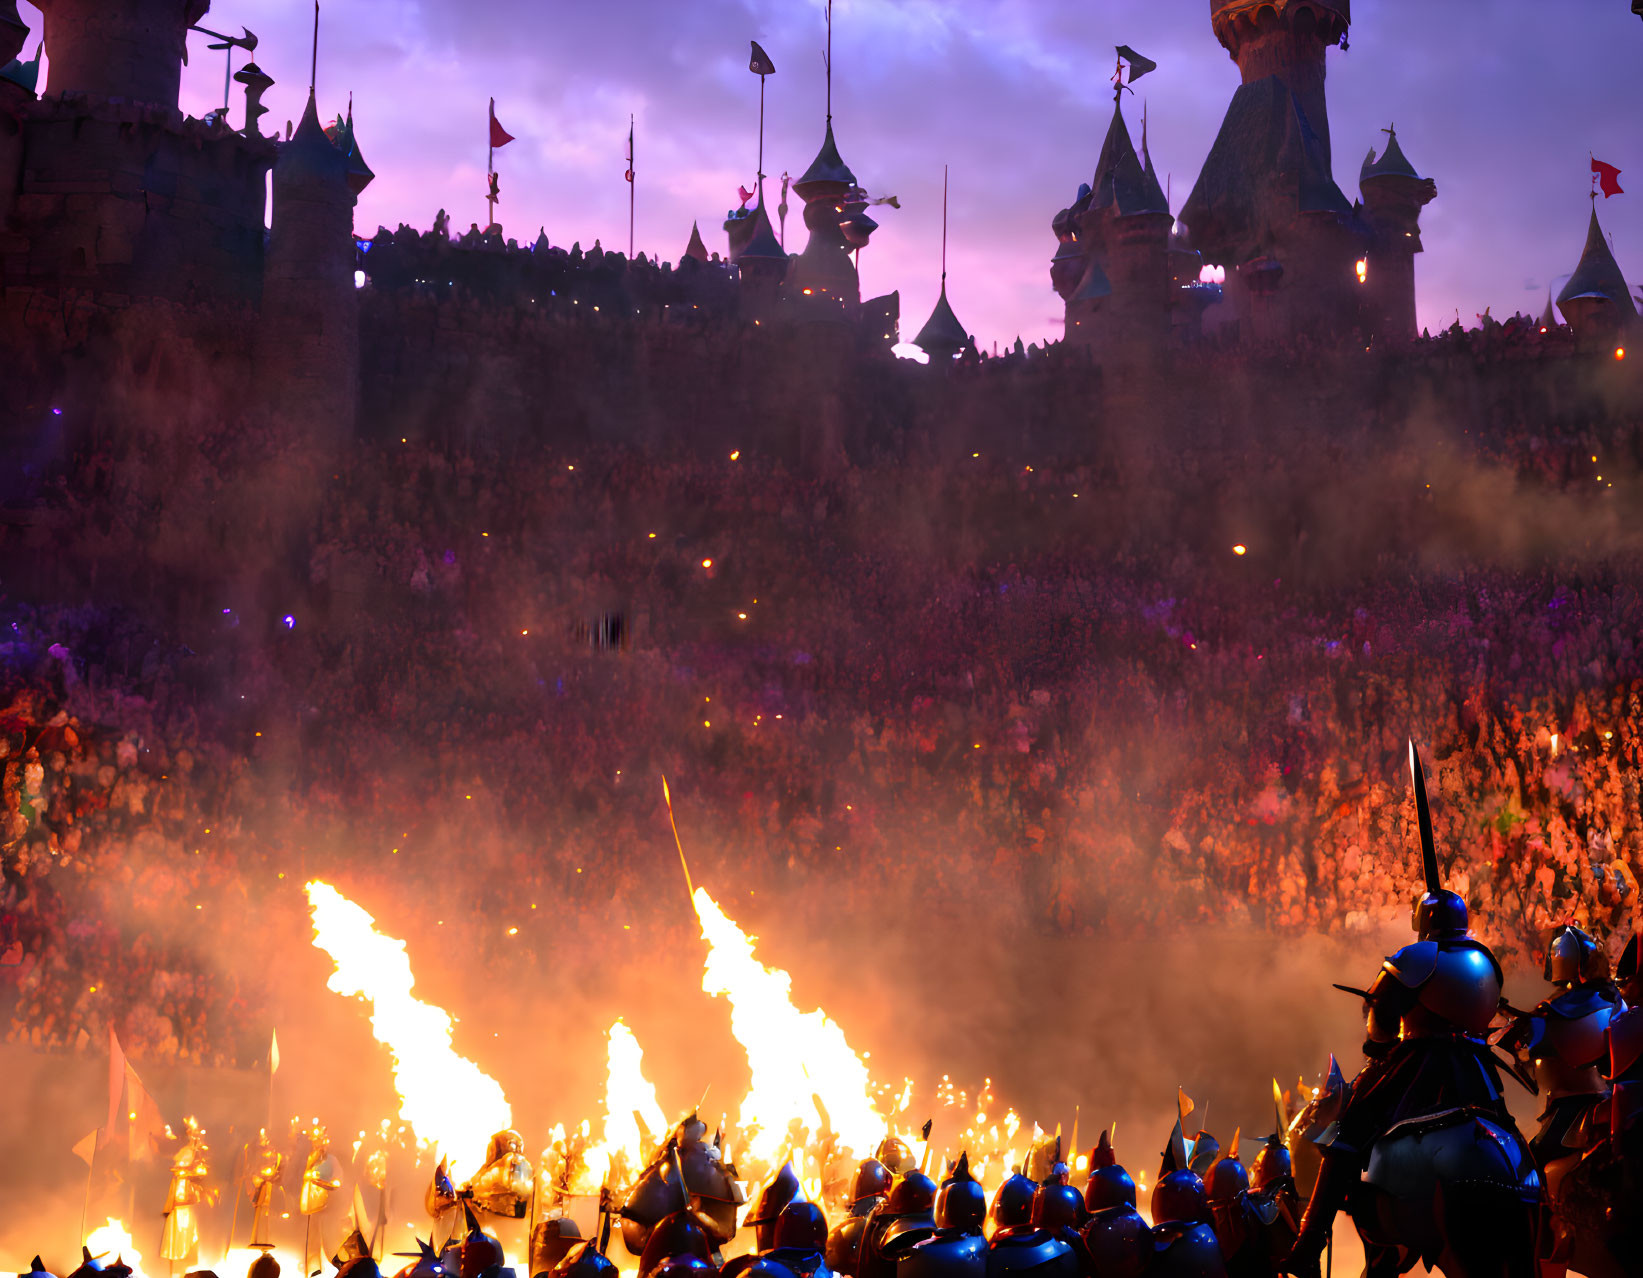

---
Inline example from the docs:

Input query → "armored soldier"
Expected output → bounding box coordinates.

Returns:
[1496,924,1620,1167]
[747,1162,807,1252]
[900,1153,986,1278]
[825,1159,892,1277]
[161,1118,213,1264]
[1149,1122,1225,1278]
[620,1114,745,1258]
[767,1200,834,1278]
[635,1210,717,1278]
[858,1170,937,1278]
[465,1130,535,1219]
[1081,1146,1148,1278]
[303,1128,343,1215]
[986,1171,1035,1234]
[1205,1136,1288,1278]
[457,1204,506,1278]
[547,1190,617,1278]
[1285,743,1537,1278]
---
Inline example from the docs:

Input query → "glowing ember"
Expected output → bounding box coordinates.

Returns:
[1232,544,1248,556]
[306,880,511,1165]
[693,887,882,1162]
[85,1220,144,1277]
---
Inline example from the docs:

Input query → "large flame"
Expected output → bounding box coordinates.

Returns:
[85,1220,144,1278]
[586,1019,668,1185]
[693,887,882,1163]
[306,880,511,1166]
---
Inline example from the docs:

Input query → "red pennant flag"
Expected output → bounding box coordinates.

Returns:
[1593,157,1623,198]
[489,99,515,150]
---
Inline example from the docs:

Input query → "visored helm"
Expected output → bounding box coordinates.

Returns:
[1412,889,1469,941]
[1544,924,1607,986]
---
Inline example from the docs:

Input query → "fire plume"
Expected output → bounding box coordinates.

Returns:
[305,880,511,1166]
[85,1220,144,1278]
[692,887,882,1163]
[586,1019,668,1184]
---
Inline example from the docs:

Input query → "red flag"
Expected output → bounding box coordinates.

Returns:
[1593,157,1623,198]
[489,99,515,150]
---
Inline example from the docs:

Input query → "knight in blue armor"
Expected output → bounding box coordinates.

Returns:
[1285,743,1538,1278]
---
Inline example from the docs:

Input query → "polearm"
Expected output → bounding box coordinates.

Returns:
[661,777,695,900]
[488,98,497,231]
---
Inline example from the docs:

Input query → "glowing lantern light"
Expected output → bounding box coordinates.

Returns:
[1617,348,1627,361]
[305,881,511,1165]
[1355,260,1368,284]
[1232,544,1248,556]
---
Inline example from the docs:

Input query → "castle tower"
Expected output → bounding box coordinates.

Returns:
[1057,99,1172,353]
[1556,205,1636,338]
[1209,0,1349,166]
[32,0,210,110]
[734,197,789,322]
[788,123,861,314]
[256,90,359,434]
[1358,126,1437,341]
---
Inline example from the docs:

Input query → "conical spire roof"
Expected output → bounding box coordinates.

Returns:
[1093,100,1169,218]
[533,227,550,253]
[341,107,375,195]
[277,90,352,192]
[1140,114,1170,216]
[684,222,710,262]
[913,283,969,358]
[737,198,787,264]
[1360,126,1422,183]
[794,121,857,197]
[1538,292,1556,329]
[1557,207,1637,315]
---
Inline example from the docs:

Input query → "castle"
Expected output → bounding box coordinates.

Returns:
[0,0,1635,451]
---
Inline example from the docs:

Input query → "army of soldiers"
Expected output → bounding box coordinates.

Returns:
[21,742,1643,1278]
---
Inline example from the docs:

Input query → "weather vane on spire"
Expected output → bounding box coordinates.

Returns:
[1112,46,1157,105]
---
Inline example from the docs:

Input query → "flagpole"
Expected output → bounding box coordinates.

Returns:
[79,1139,95,1246]
[941,163,948,286]
[310,1,319,94]
[488,99,497,232]
[629,115,635,259]
[758,73,766,185]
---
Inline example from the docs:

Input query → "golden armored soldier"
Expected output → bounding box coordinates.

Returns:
[464,1129,535,1219]
[300,1126,342,1215]
[247,1128,285,1247]
[161,1118,214,1263]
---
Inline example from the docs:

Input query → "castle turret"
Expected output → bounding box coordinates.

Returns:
[1358,126,1437,342]
[32,0,210,110]
[734,197,788,321]
[1209,0,1349,166]
[788,123,860,314]
[1059,100,1173,353]
[684,222,709,263]
[1556,205,1637,338]
[257,89,359,434]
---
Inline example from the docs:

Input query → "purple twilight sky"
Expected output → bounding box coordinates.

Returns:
[15,0,1643,347]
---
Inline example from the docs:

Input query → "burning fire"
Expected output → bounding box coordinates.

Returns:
[306,880,511,1166]
[693,888,883,1164]
[586,1019,669,1185]
[84,1220,144,1278]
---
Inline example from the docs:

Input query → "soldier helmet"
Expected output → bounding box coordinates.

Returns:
[248,1256,282,1278]
[1544,923,1608,986]
[1145,1222,1226,1278]
[885,1172,938,1217]
[875,1137,915,1176]
[389,1240,444,1278]
[1027,1181,1083,1232]
[548,1243,616,1278]
[825,1215,869,1276]
[749,1163,807,1251]
[637,1211,716,1278]
[1412,890,1469,941]
[1080,1206,1148,1278]
[1083,1165,1135,1214]
[934,1154,986,1232]
[774,1201,830,1253]
[459,1210,506,1278]
[67,1252,104,1278]
[27,1260,57,1278]
[1086,1132,1115,1171]
[1149,1172,1208,1227]
[850,1161,894,1206]
[1248,1135,1290,1193]
[988,1174,1036,1231]
[1202,1156,1248,1206]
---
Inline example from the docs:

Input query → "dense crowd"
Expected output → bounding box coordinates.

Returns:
[3,327,1642,1067]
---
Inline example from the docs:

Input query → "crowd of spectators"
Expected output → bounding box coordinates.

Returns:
[3,321,1642,1067]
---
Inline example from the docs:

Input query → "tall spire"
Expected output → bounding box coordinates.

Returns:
[914,166,969,362]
